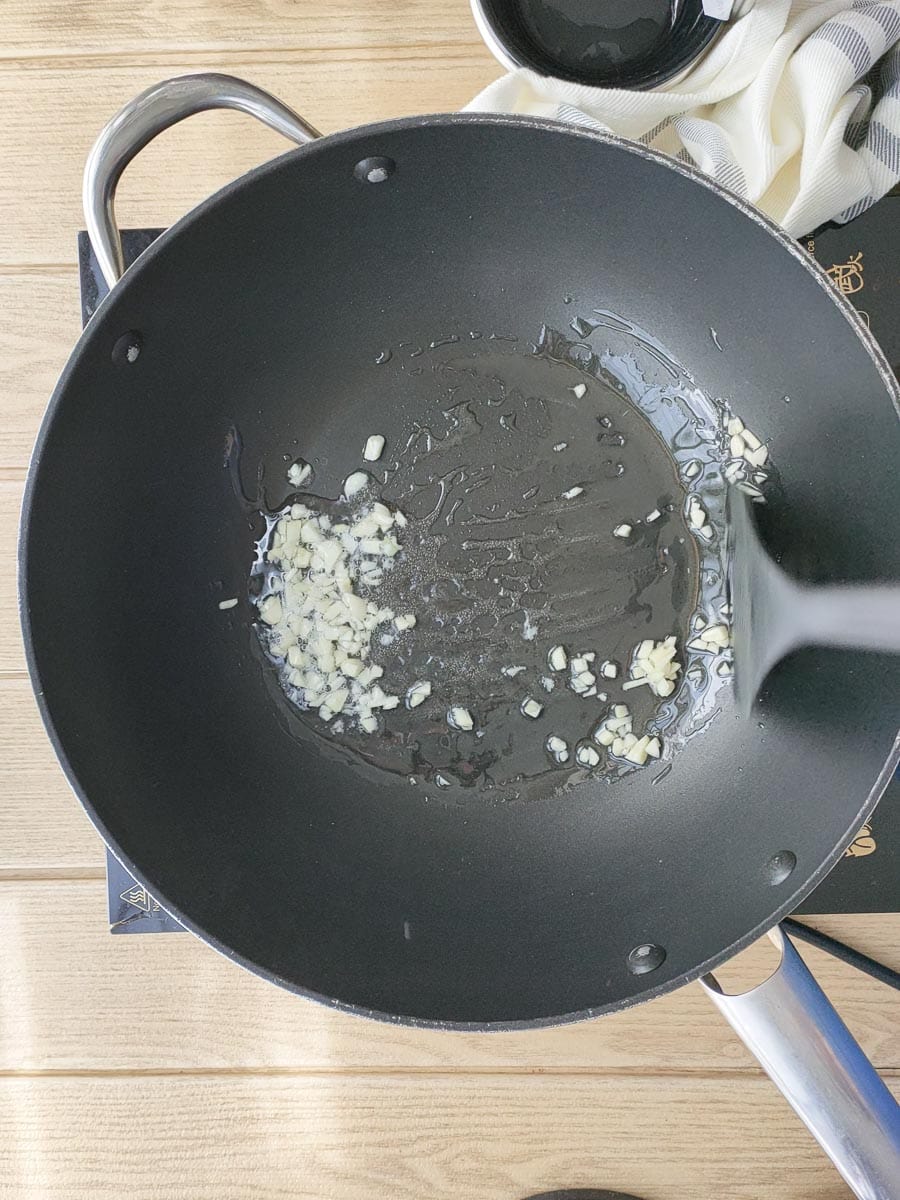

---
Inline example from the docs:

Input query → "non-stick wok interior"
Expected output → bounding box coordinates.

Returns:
[23,118,899,1024]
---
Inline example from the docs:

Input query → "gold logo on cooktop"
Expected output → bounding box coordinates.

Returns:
[827,251,865,295]
[844,822,877,858]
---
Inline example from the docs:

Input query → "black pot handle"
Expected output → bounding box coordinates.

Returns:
[83,73,321,289]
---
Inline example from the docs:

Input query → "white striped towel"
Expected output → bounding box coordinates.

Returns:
[465,0,900,235]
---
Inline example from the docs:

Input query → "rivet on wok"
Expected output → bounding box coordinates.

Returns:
[111,330,142,366]
[626,943,666,975]
[764,850,797,885]
[354,156,396,184]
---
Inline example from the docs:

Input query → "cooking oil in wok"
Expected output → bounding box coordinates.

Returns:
[250,309,741,803]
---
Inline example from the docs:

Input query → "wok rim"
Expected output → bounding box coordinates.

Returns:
[18,111,900,1029]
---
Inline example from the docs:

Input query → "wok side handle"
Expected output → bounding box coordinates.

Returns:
[701,925,900,1200]
[83,73,321,289]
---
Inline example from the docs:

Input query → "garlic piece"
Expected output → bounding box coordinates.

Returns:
[548,644,568,672]
[406,680,432,708]
[363,435,385,462]
[218,597,238,610]
[600,660,618,679]
[576,743,601,768]
[696,623,731,651]
[571,383,587,399]
[562,486,584,500]
[521,697,543,719]
[645,508,661,523]
[343,471,371,499]
[287,459,313,488]
[546,735,569,763]
[393,613,416,632]
[688,496,707,529]
[259,595,283,625]
[613,524,632,538]
[447,706,474,731]
[370,502,394,530]
[624,736,651,766]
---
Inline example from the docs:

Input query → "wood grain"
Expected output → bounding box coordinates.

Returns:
[0,682,103,874]
[0,0,488,59]
[0,54,497,268]
[0,486,28,673]
[2,1072,894,1200]
[0,273,79,472]
[0,880,897,1074]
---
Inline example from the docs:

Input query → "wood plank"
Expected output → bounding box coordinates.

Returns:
[0,53,497,268]
[0,682,104,874]
[0,0,489,59]
[0,273,79,472]
[0,1072,893,1200]
[0,486,27,673]
[1,879,897,1072]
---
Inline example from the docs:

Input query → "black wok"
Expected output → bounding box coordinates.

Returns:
[18,72,900,1192]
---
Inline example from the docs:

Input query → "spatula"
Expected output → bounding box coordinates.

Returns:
[727,488,900,713]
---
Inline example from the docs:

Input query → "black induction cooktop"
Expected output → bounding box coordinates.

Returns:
[77,206,899,934]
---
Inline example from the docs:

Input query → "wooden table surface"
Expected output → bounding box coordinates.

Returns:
[1,3,898,1197]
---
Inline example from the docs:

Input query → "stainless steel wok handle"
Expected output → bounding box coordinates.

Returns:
[702,925,900,1199]
[83,73,321,289]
